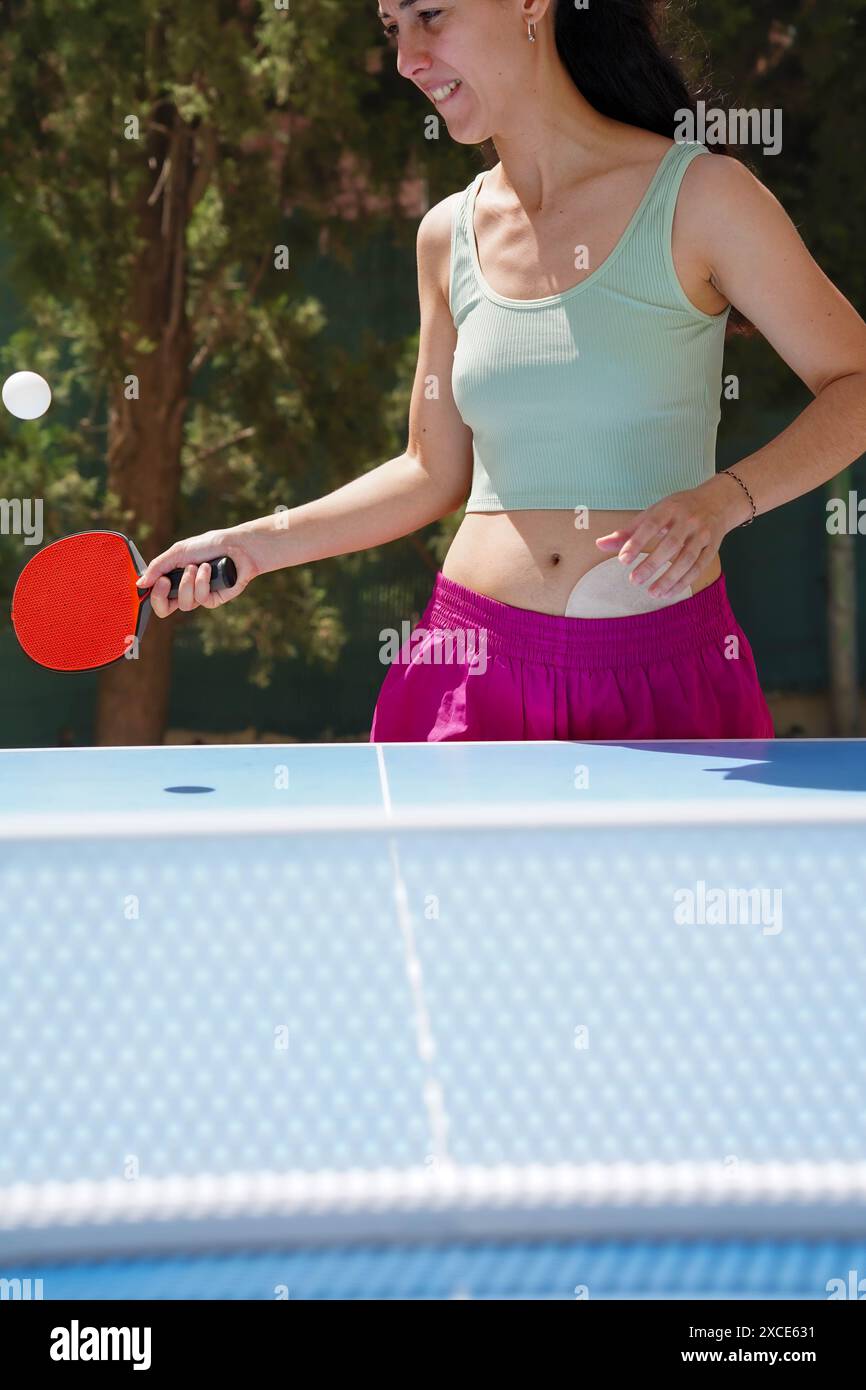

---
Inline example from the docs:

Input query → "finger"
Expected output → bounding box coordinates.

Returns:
[204,569,241,608]
[148,575,178,620]
[618,514,673,564]
[652,529,712,594]
[595,529,634,551]
[140,549,184,589]
[649,543,708,596]
[653,556,710,598]
[199,567,229,609]
[193,562,213,607]
[176,564,198,612]
[628,529,684,585]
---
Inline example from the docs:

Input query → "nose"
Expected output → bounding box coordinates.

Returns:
[396,37,433,83]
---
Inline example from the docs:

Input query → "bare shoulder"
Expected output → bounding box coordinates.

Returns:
[416,189,465,305]
[673,146,866,393]
[674,149,802,292]
[676,150,787,235]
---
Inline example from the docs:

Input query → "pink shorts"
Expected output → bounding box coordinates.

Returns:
[370,571,774,743]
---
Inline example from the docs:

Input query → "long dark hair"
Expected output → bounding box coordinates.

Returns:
[489,0,752,333]
[555,0,711,142]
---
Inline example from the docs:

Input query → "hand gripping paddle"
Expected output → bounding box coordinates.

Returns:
[11,530,237,672]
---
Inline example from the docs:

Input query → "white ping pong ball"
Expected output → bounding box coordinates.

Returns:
[2,370,52,420]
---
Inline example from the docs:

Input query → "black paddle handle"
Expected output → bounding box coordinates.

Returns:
[164,556,238,599]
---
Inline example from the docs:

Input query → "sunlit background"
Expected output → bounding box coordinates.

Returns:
[0,0,864,746]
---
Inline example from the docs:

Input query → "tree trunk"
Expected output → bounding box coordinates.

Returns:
[826,470,860,736]
[95,105,194,746]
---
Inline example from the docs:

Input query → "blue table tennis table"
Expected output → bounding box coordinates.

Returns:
[1,738,865,1300]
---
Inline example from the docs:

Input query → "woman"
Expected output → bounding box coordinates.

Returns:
[141,1,866,741]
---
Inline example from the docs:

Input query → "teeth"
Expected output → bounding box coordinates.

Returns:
[431,80,460,102]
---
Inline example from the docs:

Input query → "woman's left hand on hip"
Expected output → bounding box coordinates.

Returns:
[595,481,736,598]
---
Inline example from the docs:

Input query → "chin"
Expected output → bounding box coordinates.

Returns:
[449,122,493,145]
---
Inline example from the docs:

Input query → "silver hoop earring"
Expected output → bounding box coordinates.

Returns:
[527,20,537,42]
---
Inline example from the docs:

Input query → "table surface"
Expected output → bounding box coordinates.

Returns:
[2,737,866,814]
[2,739,865,1300]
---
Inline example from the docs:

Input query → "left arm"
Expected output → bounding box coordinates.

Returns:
[599,154,866,596]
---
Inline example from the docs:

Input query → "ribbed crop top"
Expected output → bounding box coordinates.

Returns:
[448,140,731,511]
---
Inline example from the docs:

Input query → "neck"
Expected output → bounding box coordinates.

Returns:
[487,45,633,211]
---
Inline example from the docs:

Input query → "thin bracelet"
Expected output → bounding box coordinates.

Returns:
[720,468,757,526]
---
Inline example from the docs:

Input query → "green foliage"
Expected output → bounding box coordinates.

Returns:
[1,0,863,702]
[0,0,434,687]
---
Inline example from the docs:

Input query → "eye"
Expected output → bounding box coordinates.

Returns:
[382,10,443,40]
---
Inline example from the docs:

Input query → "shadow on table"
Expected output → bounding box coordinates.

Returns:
[597,740,866,794]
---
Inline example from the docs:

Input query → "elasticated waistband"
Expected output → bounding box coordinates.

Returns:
[422,571,739,671]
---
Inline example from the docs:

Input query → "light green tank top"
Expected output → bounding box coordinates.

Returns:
[449,141,731,511]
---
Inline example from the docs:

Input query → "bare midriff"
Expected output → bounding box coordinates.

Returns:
[442,509,721,616]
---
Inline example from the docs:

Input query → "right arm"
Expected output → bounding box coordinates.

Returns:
[143,192,473,616]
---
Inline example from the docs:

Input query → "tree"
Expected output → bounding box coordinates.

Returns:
[0,0,437,742]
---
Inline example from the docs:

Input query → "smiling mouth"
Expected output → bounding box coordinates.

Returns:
[429,79,462,104]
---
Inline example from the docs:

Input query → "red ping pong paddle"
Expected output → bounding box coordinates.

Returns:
[11,530,237,672]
